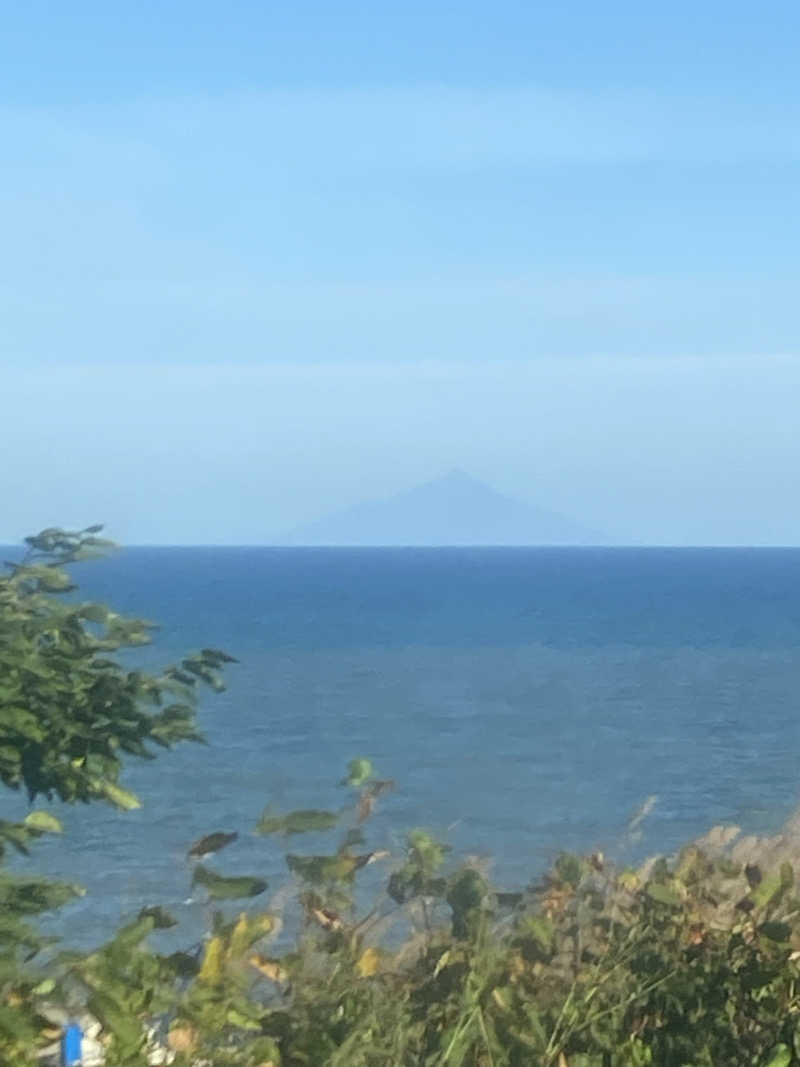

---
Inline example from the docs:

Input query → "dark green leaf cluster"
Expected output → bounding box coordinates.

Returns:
[0,527,234,1065]
[0,526,235,806]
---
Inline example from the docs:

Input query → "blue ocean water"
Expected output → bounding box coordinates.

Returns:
[8,547,800,947]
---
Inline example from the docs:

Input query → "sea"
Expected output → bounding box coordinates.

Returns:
[6,546,800,949]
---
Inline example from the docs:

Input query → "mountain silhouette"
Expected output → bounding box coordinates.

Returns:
[282,470,605,546]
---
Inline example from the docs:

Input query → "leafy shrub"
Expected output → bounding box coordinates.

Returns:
[4,529,800,1066]
[57,783,800,1067]
[0,528,233,1064]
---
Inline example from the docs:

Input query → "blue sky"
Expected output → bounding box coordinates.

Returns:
[2,2,799,544]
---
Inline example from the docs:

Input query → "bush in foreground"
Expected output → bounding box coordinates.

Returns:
[57,777,800,1067]
[3,530,800,1067]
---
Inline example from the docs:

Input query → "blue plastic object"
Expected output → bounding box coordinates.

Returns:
[61,1022,83,1066]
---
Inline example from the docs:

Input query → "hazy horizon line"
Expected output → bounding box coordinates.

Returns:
[4,542,799,551]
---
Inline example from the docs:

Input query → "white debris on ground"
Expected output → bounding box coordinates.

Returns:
[37,1011,175,1066]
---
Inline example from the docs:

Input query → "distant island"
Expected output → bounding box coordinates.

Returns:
[281,469,606,546]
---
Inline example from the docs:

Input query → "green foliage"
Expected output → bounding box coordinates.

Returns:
[12,760,800,1067]
[77,771,800,1067]
[188,831,239,858]
[192,865,269,902]
[10,526,800,1065]
[0,810,62,860]
[0,526,236,805]
[0,526,234,1065]
[388,828,450,904]
[343,757,373,787]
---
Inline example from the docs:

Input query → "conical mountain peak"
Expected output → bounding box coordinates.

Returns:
[282,471,605,546]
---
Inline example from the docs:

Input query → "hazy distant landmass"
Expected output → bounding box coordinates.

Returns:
[281,470,607,546]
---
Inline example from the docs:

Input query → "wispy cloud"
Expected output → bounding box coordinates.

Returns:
[2,86,798,369]
[10,84,795,172]
[4,272,800,366]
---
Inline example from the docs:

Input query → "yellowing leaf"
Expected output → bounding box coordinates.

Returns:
[356,946,380,977]
[491,987,511,1012]
[101,782,141,810]
[248,913,276,940]
[24,811,62,834]
[618,869,640,891]
[198,936,225,983]
[229,912,275,957]
[249,954,288,982]
[229,913,252,958]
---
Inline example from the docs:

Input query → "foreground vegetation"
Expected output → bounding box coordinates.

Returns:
[3,530,800,1066]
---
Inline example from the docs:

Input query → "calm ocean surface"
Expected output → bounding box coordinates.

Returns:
[8,547,800,947]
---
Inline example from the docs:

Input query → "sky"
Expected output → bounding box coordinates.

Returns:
[2,1,799,545]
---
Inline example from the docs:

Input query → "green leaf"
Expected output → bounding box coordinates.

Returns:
[554,853,584,888]
[23,811,63,834]
[188,831,238,858]
[192,865,268,900]
[760,921,792,942]
[226,1007,262,1031]
[87,990,143,1054]
[0,821,33,855]
[78,603,109,623]
[343,757,373,787]
[256,808,339,836]
[762,1044,791,1067]
[448,867,488,938]
[646,882,683,908]
[247,1038,282,1063]
[201,647,238,664]
[81,536,116,549]
[522,915,554,953]
[751,871,785,910]
[34,568,74,592]
[111,914,158,950]
[287,853,360,884]
[166,951,200,979]
[100,782,141,810]
[228,912,275,956]
[521,1004,548,1049]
